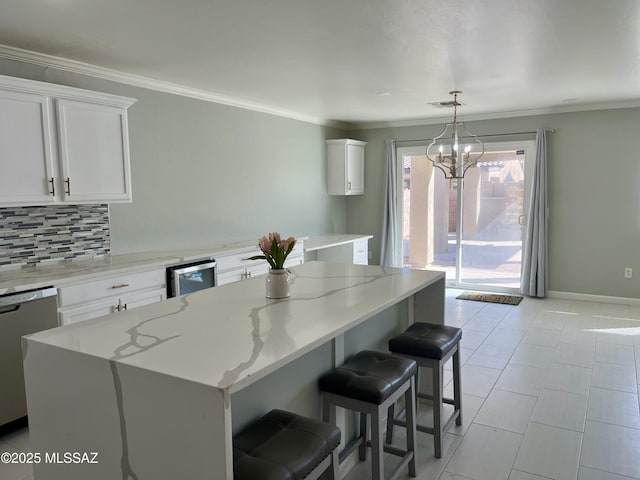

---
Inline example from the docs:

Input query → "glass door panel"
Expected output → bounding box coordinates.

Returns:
[398,141,534,292]
[460,149,526,289]
[401,152,457,281]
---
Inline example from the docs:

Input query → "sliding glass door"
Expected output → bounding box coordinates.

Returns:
[397,140,535,292]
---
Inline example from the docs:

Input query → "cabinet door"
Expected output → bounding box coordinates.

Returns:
[353,239,369,265]
[0,90,57,205]
[121,288,166,310]
[59,288,166,325]
[346,144,364,194]
[247,262,270,278]
[217,268,246,286]
[57,268,165,307]
[59,297,118,325]
[56,99,132,203]
[283,255,303,268]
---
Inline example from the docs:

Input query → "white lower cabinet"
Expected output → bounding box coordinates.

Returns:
[217,263,271,286]
[120,288,166,311]
[57,268,166,325]
[352,239,369,265]
[316,238,370,265]
[59,297,117,325]
[216,243,304,286]
[55,242,305,324]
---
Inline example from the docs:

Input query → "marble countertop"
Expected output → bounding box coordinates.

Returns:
[0,238,265,295]
[304,234,373,251]
[25,261,444,394]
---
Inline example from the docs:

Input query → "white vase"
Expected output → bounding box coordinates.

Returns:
[265,269,290,299]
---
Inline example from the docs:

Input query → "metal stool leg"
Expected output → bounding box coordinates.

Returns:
[323,395,336,425]
[359,412,368,461]
[386,363,419,445]
[405,376,417,477]
[330,448,340,480]
[432,359,443,458]
[371,408,384,480]
[453,347,462,426]
[385,403,395,444]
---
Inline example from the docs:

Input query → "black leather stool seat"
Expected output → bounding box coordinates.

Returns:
[389,322,462,360]
[233,409,341,480]
[319,350,417,404]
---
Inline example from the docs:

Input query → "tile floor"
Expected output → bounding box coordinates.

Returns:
[344,289,640,480]
[0,426,32,480]
[1,289,639,480]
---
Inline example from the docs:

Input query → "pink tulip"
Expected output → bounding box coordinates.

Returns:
[280,237,296,252]
[258,236,271,252]
[251,233,297,269]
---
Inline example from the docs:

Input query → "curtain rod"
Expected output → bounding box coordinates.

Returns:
[395,129,555,144]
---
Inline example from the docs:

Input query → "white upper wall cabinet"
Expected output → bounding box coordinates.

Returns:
[0,75,136,206]
[57,99,131,202]
[0,90,57,205]
[327,138,367,195]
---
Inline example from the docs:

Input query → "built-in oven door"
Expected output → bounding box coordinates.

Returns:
[167,260,217,298]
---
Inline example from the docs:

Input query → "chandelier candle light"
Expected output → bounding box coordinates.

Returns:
[249,233,297,299]
[426,90,484,179]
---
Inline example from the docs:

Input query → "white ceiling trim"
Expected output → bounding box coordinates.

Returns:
[0,43,349,129]
[2,43,639,133]
[348,100,640,130]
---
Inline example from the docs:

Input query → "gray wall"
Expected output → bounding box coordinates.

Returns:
[2,57,638,298]
[0,58,348,253]
[347,109,640,299]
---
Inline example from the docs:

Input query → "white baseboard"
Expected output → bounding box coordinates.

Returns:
[547,290,640,306]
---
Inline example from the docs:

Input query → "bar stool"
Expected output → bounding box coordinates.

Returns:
[319,350,417,480]
[233,409,341,480]
[386,322,462,458]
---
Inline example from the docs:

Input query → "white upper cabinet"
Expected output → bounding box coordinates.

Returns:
[327,139,367,195]
[56,99,131,202]
[0,90,57,205]
[0,75,136,206]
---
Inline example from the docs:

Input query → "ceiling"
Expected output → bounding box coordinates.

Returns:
[1,0,639,127]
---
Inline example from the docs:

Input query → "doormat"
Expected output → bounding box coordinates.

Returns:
[456,292,523,306]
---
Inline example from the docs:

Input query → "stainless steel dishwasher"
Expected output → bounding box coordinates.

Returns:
[0,286,59,431]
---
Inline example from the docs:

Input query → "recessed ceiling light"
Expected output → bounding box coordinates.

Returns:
[376,92,391,96]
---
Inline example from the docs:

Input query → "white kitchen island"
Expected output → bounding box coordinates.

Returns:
[23,261,445,480]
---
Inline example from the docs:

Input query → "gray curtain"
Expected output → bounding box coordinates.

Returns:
[521,129,548,297]
[380,139,400,266]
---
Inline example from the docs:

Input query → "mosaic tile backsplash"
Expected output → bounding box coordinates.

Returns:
[0,204,110,268]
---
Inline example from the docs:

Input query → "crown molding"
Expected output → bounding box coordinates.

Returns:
[0,43,349,129]
[4,43,639,132]
[0,73,136,107]
[347,100,640,130]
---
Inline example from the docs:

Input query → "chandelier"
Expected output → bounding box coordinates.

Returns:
[426,91,484,179]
